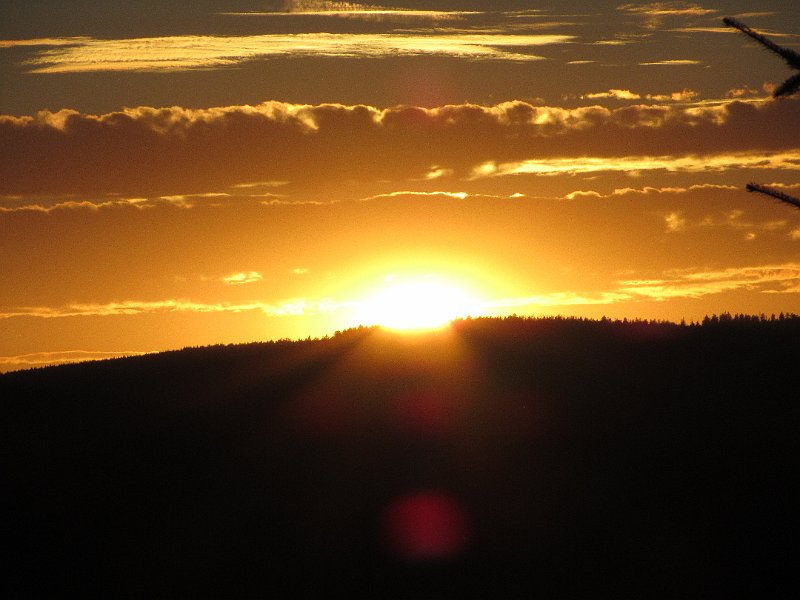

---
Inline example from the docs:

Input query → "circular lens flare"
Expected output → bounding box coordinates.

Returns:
[383,491,469,561]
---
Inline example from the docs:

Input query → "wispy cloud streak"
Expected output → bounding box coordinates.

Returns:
[618,3,717,17]
[20,33,571,73]
[638,60,701,66]
[0,350,151,371]
[222,272,264,285]
[473,151,800,178]
[487,263,800,310]
[619,263,800,298]
[0,299,349,320]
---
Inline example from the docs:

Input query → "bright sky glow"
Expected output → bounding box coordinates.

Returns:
[353,276,484,331]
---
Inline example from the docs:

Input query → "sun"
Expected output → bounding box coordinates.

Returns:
[355,276,482,332]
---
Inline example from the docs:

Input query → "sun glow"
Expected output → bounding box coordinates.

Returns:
[355,276,483,331]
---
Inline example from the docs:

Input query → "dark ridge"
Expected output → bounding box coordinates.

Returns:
[3,316,799,598]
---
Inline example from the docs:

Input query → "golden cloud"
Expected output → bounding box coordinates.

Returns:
[488,291,634,309]
[222,272,264,285]
[267,1,396,12]
[665,212,687,232]
[461,262,800,311]
[638,60,702,66]
[564,190,603,200]
[648,88,699,102]
[359,191,469,202]
[618,263,800,299]
[472,150,800,178]
[0,350,150,371]
[618,3,716,17]
[575,87,700,107]
[0,298,348,320]
[20,32,570,73]
[0,37,91,48]
[584,89,642,100]
[2,98,799,196]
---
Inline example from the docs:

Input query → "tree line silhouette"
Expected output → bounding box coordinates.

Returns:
[3,316,798,598]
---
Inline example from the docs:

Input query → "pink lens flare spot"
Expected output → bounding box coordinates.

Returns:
[383,491,469,561]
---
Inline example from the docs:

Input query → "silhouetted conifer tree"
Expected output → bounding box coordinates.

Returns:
[723,18,800,211]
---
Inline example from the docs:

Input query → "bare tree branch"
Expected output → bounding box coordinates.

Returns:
[746,183,800,210]
[723,17,800,97]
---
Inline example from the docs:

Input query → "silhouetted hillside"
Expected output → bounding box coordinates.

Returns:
[3,316,798,599]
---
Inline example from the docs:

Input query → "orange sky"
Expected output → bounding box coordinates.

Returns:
[1,1,799,371]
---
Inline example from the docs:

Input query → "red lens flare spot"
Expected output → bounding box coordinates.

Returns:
[383,491,469,561]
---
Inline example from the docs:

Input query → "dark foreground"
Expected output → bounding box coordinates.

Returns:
[3,316,798,598]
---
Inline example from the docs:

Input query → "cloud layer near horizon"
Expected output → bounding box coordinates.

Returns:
[2,98,799,197]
